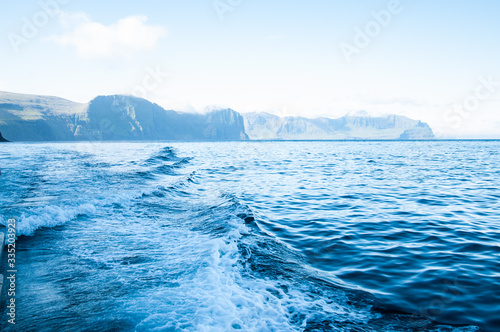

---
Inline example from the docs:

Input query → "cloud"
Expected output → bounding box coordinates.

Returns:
[48,12,167,59]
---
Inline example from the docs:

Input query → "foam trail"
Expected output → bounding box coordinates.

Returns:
[1,204,96,237]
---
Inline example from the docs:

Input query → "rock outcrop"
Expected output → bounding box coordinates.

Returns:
[0,131,9,142]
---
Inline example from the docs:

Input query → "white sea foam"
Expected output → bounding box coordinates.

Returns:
[0,185,156,240]
[7,203,97,237]
[131,215,373,331]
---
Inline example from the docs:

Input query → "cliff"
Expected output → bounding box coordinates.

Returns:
[0,92,248,142]
[243,112,435,140]
[0,131,9,142]
[0,91,435,141]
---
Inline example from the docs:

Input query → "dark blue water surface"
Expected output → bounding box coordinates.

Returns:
[0,141,498,331]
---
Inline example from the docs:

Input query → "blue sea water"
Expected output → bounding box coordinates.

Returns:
[0,141,499,331]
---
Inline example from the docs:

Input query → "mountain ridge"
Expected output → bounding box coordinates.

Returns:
[0,91,434,141]
[0,92,248,142]
[243,112,435,140]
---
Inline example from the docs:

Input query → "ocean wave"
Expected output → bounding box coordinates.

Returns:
[1,142,491,331]
[133,193,476,331]
[1,203,96,237]
[144,146,180,164]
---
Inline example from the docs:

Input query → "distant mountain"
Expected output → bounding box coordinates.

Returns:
[0,91,435,141]
[0,92,248,142]
[243,112,435,140]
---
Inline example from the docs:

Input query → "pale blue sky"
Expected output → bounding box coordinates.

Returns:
[1,0,499,137]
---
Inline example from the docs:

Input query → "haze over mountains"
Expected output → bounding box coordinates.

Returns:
[244,112,435,140]
[0,91,435,142]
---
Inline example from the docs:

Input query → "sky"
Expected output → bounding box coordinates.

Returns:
[0,0,499,138]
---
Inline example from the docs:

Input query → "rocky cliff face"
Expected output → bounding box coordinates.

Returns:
[0,92,248,142]
[203,108,249,141]
[0,131,9,142]
[244,112,435,140]
[0,92,87,141]
[398,121,435,139]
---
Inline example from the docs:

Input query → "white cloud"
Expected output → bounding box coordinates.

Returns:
[48,12,167,59]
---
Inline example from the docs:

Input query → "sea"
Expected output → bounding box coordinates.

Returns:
[0,141,499,332]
